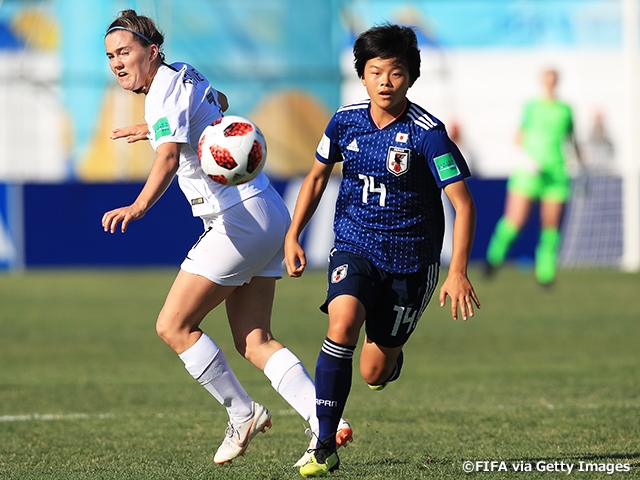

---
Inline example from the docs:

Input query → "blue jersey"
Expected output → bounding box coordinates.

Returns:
[316,100,470,273]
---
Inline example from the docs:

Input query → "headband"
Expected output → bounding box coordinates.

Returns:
[106,26,156,46]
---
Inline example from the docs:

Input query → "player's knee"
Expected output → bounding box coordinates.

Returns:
[155,311,186,349]
[155,314,173,344]
[360,361,388,385]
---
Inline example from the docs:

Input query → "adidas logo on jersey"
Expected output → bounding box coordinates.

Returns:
[346,139,359,152]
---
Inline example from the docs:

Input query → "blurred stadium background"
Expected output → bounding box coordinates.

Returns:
[0,0,639,272]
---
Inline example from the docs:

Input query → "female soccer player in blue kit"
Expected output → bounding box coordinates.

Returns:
[285,24,481,477]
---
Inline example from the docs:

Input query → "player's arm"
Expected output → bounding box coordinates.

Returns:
[439,180,481,320]
[102,142,182,233]
[111,124,150,143]
[284,159,334,277]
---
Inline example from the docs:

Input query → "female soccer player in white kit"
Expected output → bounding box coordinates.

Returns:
[102,10,351,465]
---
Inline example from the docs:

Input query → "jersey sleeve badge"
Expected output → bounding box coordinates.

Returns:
[152,117,172,141]
[434,152,461,181]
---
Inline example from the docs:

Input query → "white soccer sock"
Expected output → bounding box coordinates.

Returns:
[178,333,253,421]
[263,348,319,434]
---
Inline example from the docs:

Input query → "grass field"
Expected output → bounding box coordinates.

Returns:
[0,266,638,479]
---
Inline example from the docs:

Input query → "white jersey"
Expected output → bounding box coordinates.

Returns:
[145,62,269,217]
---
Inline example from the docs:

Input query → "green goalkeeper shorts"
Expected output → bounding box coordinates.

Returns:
[507,165,571,202]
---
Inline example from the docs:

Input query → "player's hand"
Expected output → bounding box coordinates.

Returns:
[102,204,146,233]
[284,236,307,277]
[111,124,149,143]
[439,271,480,321]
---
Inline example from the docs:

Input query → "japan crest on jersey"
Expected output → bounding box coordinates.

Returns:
[386,146,410,176]
[331,264,348,283]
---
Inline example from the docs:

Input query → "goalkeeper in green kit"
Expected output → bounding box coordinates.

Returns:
[485,68,583,286]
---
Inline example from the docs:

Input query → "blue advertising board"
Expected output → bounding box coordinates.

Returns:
[1,179,542,270]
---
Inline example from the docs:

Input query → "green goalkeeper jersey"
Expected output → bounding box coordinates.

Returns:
[521,99,574,170]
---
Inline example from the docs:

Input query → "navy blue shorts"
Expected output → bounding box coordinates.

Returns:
[321,250,440,348]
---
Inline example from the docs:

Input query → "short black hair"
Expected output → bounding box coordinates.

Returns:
[353,23,421,83]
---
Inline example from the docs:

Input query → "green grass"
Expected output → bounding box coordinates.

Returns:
[0,266,639,479]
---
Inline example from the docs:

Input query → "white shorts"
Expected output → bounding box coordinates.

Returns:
[180,185,291,286]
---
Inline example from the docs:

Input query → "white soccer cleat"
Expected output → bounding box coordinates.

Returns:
[214,402,272,465]
[294,419,353,468]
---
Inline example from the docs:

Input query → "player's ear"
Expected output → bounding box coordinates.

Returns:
[149,44,159,62]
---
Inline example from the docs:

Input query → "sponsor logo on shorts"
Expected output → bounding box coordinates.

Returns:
[190,197,204,205]
[331,264,348,283]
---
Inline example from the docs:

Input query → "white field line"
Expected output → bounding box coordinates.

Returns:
[1,404,637,423]
[0,409,300,423]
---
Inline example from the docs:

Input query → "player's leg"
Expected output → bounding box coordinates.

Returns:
[361,263,439,391]
[535,170,569,285]
[486,170,538,271]
[320,294,366,436]
[298,251,373,476]
[226,277,353,468]
[536,200,564,285]
[167,192,294,464]
[157,270,250,414]
[360,340,404,390]
[227,276,354,463]
[156,269,268,465]
[156,268,231,353]
[299,294,364,477]
[226,277,318,431]
[219,189,352,464]
[486,192,533,267]
[220,188,322,440]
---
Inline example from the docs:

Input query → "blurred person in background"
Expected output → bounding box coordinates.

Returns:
[485,68,584,286]
[586,111,615,172]
[101,9,351,467]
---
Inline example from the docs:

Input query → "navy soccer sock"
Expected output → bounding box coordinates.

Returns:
[314,338,355,450]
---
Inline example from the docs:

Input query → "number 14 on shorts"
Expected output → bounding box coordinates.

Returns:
[391,305,418,336]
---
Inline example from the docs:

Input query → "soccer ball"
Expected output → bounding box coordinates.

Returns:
[197,115,267,186]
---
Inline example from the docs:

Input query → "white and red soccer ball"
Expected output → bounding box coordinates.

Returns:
[197,115,267,186]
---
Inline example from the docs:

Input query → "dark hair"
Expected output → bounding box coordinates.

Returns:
[106,10,165,62]
[353,23,421,83]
